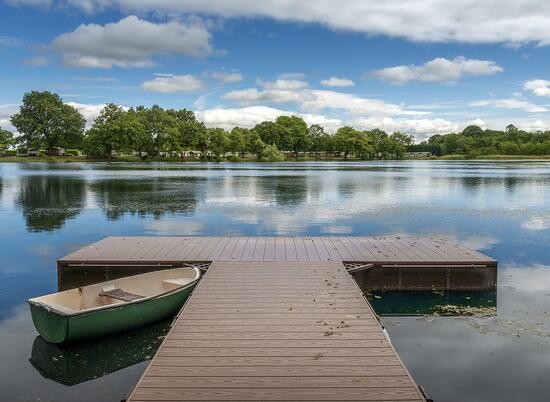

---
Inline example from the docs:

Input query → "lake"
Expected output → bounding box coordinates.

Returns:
[0,160,549,402]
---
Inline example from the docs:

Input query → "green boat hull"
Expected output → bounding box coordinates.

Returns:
[29,285,195,344]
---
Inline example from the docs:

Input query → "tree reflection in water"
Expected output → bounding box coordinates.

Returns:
[17,175,86,232]
[257,175,308,206]
[91,177,201,220]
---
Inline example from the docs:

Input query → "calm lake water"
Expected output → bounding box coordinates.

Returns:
[0,161,549,402]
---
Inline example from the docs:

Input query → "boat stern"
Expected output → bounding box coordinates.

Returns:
[28,300,69,344]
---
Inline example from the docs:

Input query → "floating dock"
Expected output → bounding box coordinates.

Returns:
[58,236,497,291]
[57,236,497,401]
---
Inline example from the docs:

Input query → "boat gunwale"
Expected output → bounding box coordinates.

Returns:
[27,267,201,317]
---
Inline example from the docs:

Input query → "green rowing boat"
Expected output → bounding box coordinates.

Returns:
[28,267,200,343]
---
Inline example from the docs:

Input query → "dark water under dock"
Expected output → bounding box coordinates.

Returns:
[1,161,550,401]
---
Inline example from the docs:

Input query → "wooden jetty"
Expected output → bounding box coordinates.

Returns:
[57,236,497,401]
[58,236,497,291]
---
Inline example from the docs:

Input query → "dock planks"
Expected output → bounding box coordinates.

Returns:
[127,261,426,402]
[60,235,495,265]
[57,237,498,400]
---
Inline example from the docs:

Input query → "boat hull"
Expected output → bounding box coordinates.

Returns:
[30,284,195,343]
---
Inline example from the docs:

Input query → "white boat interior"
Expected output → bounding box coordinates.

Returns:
[28,267,200,315]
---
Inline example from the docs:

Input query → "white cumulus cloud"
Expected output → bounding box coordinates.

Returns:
[195,106,342,132]
[206,71,243,82]
[0,104,20,132]
[5,0,51,9]
[468,118,487,127]
[50,15,213,68]
[222,79,406,116]
[303,89,402,115]
[141,74,203,93]
[22,56,50,66]
[260,79,309,91]
[66,102,108,127]
[38,1,550,46]
[350,116,459,139]
[470,97,547,113]
[195,104,458,137]
[321,77,354,87]
[473,117,550,132]
[518,120,550,132]
[524,79,550,98]
[372,57,503,84]
[0,35,24,47]
[278,72,307,80]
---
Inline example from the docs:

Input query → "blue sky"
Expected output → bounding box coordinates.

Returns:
[1,1,550,140]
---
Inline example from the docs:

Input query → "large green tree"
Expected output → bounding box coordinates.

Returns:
[389,131,414,159]
[167,108,207,151]
[84,103,139,158]
[334,126,360,159]
[367,129,390,159]
[140,105,180,156]
[244,129,266,158]
[253,121,280,148]
[127,107,151,157]
[11,91,85,153]
[207,127,229,159]
[308,124,331,157]
[259,144,285,161]
[0,128,16,149]
[275,115,310,156]
[462,125,484,137]
[227,127,248,156]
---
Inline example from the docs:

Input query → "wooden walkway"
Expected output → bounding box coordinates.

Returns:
[127,261,426,401]
[58,236,497,400]
[60,235,495,265]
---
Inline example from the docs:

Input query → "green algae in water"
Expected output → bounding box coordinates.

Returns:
[432,304,496,316]
[366,290,497,317]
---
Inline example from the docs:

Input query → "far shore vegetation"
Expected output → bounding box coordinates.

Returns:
[2,91,550,162]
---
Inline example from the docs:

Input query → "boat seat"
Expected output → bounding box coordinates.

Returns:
[99,286,144,302]
[162,278,192,290]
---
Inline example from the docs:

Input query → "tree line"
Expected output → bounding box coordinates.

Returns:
[409,124,550,157]
[3,91,550,160]
[2,91,414,160]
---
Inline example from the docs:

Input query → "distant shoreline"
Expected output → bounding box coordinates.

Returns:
[3,155,550,163]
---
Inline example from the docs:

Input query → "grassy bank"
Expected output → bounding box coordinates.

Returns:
[2,154,550,163]
[0,155,199,163]
[434,154,550,160]
[0,155,360,163]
